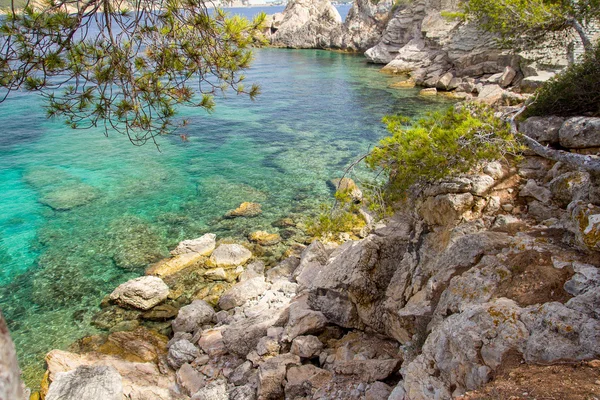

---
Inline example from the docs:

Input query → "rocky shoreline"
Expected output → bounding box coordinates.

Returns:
[265,0,599,105]
[23,114,600,400]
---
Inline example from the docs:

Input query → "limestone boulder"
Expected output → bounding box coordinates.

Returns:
[109,276,169,311]
[146,251,206,277]
[218,277,269,311]
[475,84,505,105]
[498,66,516,88]
[365,381,393,400]
[171,233,216,256]
[332,359,400,382]
[290,335,323,358]
[191,379,228,400]
[172,300,215,333]
[521,301,600,363]
[520,72,555,93]
[167,339,199,369]
[549,171,590,208]
[209,244,252,268]
[282,298,328,341]
[519,116,564,145]
[419,193,474,226]
[569,201,600,251]
[222,312,281,357]
[198,329,227,357]
[284,364,332,399]
[239,261,265,282]
[46,365,122,400]
[293,240,328,289]
[45,350,175,400]
[176,363,205,397]
[559,117,600,149]
[266,256,300,282]
[519,179,552,204]
[258,354,301,400]
[403,299,528,399]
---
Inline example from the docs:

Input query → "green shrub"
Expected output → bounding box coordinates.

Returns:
[305,191,366,239]
[366,104,524,197]
[525,41,600,117]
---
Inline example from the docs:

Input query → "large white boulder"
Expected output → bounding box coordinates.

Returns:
[109,276,169,310]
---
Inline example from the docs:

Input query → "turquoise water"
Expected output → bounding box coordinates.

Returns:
[0,48,450,385]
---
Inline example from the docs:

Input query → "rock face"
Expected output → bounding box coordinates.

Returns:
[366,0,578,98]
[330,0,394,51]
[270,0,342,48]
[269,0,393,51]
[0,312,25,400]
[46,365,122,400]
[109,276,169,310]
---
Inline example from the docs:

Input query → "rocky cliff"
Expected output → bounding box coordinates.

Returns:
[34,116,600,400]
[268,0,393,51]
[269,0,597,94]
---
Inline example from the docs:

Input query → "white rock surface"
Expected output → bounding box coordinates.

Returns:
[109,276,169,310]
[171,233,216,256]
[209,244,252,268]
[46,365,123,400]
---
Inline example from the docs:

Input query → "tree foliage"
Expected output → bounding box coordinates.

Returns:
[464,0,599,52]
[525,40,600,117]
[366,104,524,196]
[0,0,266,145]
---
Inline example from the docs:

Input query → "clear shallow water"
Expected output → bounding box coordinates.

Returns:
[0,48,450,386]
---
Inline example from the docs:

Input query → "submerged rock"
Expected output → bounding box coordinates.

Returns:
[248,231,281,246]
[39,183,98,211]
[224,202,262,218]
[108,216,169,270]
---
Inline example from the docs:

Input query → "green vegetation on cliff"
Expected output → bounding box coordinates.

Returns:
[366,105,524,196]
[525,41,600,117]
[465,0,599,52]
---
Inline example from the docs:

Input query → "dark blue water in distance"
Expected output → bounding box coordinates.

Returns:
[0,7,450,386]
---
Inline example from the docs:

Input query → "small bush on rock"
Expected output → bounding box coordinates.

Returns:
[366,104,523,196]
[525,41,600,117]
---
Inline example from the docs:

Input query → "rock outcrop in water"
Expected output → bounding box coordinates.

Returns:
[32,115,600,400]
[269,0,343,48]
[269,0,598,95]
[268,0,393,51]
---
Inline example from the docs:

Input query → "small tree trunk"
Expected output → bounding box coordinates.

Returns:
[509,105,600,173]
[568,18,593,53]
